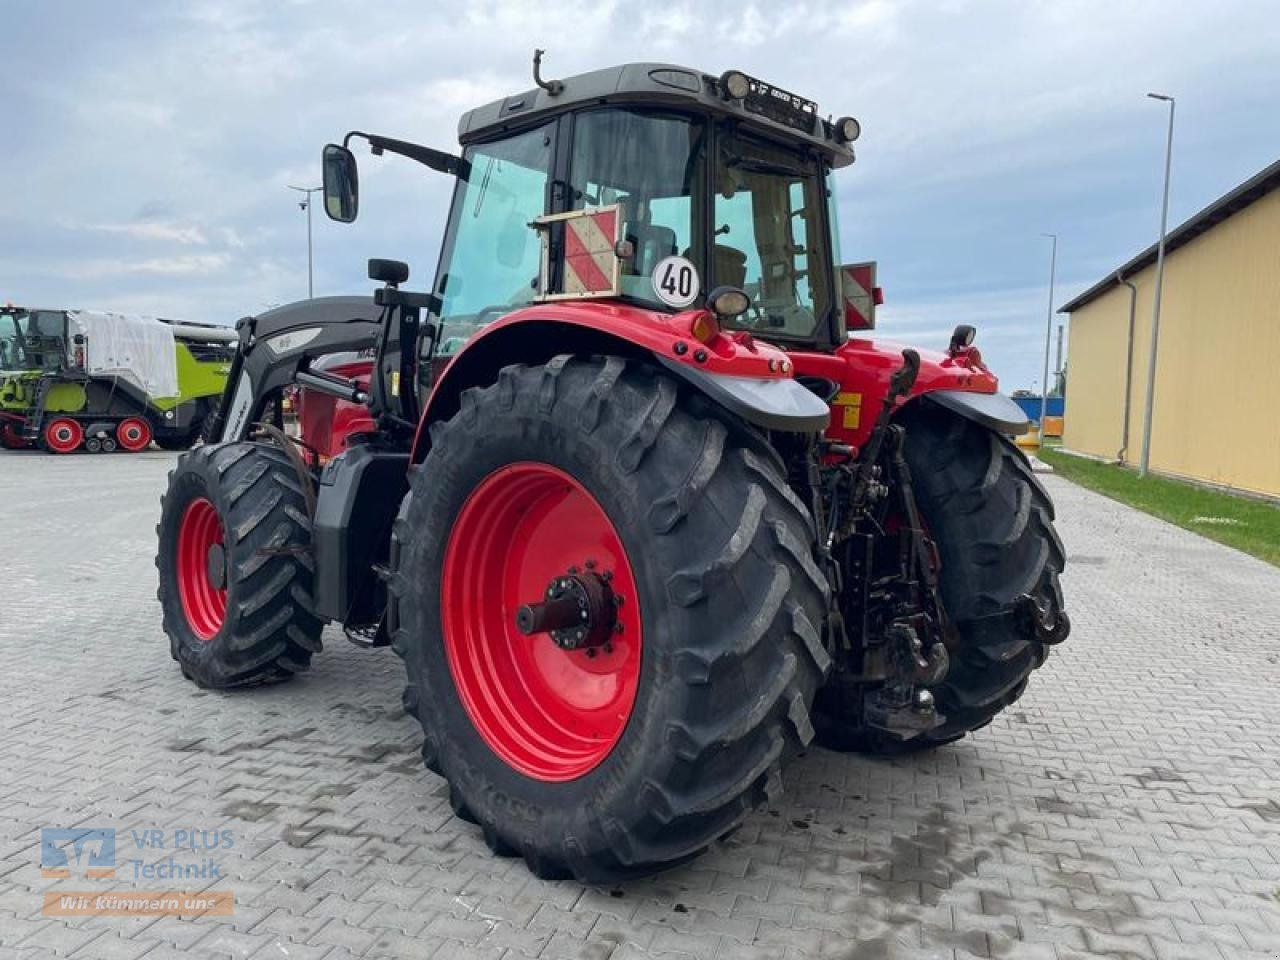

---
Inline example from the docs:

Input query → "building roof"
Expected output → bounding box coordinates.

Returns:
[1059,156,1280,314]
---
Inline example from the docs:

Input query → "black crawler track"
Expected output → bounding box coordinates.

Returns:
[388,356,831,882]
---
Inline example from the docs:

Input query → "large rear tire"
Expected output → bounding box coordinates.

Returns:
[814,402,1068,754]
[156,442,324,688]
[389,357,831,882]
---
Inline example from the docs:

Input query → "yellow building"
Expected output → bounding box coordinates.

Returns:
[1059,158,1280,499]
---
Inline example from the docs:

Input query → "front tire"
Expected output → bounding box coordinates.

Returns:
[815,403,1068,753]
[390,357,831,882]
[156,442,324,688]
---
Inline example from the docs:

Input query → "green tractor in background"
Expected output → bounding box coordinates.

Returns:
[0,305,236,453]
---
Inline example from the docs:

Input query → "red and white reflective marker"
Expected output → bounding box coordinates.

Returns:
[116,417,152,453]
[840,261,879,331]
[563,207,620,296]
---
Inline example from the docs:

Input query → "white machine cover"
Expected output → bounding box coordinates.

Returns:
[67,311,180,399]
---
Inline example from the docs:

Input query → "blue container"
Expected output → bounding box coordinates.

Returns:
[1012,395,1064,423]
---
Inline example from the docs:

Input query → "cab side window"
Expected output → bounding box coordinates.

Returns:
[569,109,705,305]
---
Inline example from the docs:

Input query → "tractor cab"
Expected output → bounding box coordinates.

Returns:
[435,63,861,353]
[0,307,67,373]
[323,62,862,357]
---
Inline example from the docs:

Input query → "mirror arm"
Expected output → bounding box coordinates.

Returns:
[344,130,470,179]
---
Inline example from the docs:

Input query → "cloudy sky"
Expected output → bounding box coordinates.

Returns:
[3,0,1278,389]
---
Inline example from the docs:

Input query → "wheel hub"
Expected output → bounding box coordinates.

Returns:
[206,543,227,590]
[516,568,619,651]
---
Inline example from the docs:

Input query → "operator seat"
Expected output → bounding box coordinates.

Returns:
[627,222,677,278]
[617,194,678,279]
[712,244,748,289]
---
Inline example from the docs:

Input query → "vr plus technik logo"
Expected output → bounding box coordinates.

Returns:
[40,828,116,880]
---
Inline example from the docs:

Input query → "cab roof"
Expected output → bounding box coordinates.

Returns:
[457,62,856,169]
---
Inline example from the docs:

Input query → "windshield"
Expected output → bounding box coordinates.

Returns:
[434,122,553,354]
[0,309,55,371]
[0,317,24,373]
[713,131,833,339]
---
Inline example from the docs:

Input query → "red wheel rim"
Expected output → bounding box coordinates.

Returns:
[44,418,82,454]
[176,497,227,641]
[442,462,643,782]
[117,417,152,452]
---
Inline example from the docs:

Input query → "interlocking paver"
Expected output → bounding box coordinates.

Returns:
[1,451,1279,959]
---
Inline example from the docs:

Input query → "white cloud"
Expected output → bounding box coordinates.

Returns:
[89,222,209,246]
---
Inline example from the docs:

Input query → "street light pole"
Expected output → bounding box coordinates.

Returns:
[288,185,322,299]
[1039,233,1057,438]
[1139,93,1175,477]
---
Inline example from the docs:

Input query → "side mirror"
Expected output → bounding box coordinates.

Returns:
[322,144,358,223]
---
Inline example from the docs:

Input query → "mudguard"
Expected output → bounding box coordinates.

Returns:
[412,301,829,461]
[926,389,1030,435]
[655,357,829,432]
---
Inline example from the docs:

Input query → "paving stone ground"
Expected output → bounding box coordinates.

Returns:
[0,448,1277,960]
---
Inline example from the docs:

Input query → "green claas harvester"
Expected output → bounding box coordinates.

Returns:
[0,305,235,453]
[155,56,1069,882]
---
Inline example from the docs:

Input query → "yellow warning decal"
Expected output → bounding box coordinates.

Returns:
[832,391,862,430]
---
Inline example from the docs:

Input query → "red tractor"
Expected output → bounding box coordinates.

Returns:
[156,57,1067,882]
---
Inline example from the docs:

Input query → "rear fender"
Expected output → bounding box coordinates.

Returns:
[411,302,829,462]
[788,336,1029,448]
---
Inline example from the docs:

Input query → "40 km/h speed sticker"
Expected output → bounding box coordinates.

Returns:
[651,255,700,308]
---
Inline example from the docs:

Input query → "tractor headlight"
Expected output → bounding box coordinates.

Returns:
[707,286,750,321]
[719,70,751,101]
[834,116,861,143]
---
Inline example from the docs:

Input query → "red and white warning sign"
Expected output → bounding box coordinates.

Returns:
[532,205,623,300]
[840,261,880,331]
[563,206,620,295]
